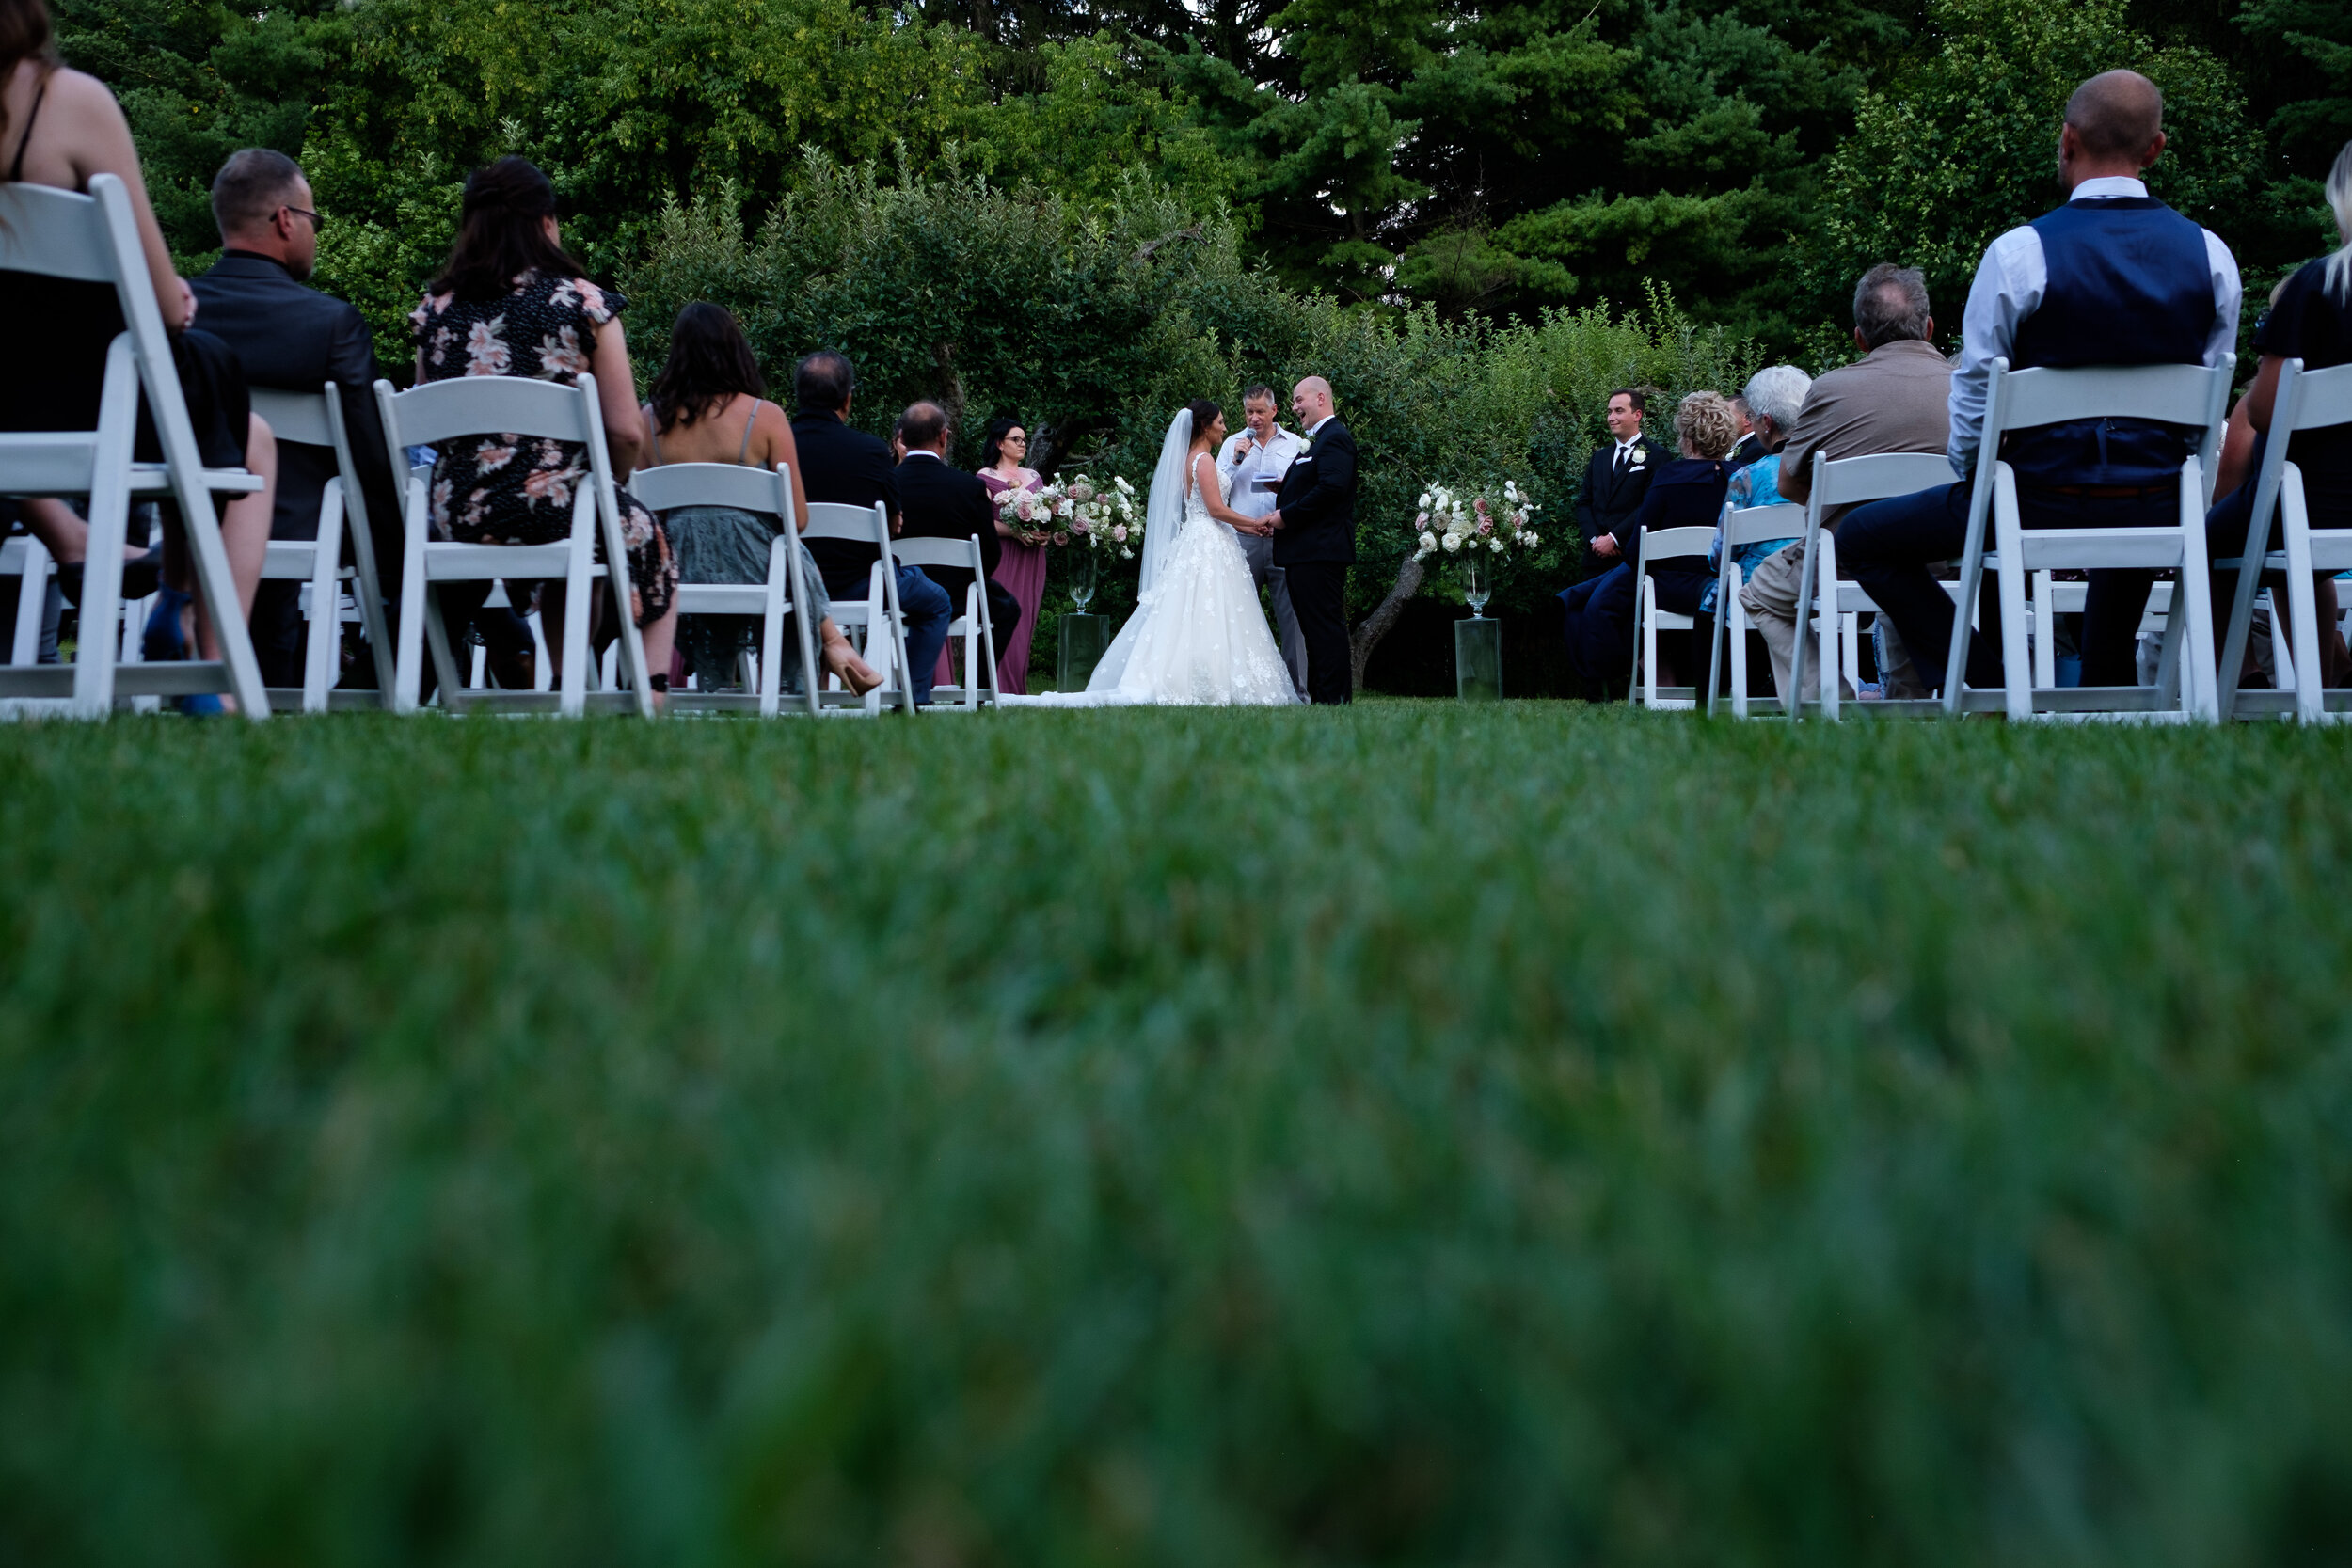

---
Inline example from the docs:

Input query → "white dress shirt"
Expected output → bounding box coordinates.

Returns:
[1218,423,1305,522]
[1947,175,2242,477]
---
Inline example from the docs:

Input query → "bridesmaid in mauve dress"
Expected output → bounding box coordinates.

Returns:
[977,416,1049,693]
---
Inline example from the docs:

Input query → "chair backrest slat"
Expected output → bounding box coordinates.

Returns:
[247,387,336,450]
[0,183,116,282]
[2289,361,2352,433]
[1811,451,1954,508]
[630,461,789,516]
[803,500,888,543]
[1721,501,1804,546]
[888,535,981,569]
[1638,525,1715,561]
[378,374,597,450]
[1995,361,2229,431]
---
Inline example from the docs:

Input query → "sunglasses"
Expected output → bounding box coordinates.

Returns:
[282,205,325,232]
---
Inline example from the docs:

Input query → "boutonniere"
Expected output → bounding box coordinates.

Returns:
[1629,447,1647,466]
[1298,431,1315,451]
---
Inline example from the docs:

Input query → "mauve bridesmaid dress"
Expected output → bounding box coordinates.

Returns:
[980,467,1048,693]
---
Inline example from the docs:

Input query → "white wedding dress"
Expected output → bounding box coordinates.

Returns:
[1082,454,1299,705]
[1008,407,1298,707]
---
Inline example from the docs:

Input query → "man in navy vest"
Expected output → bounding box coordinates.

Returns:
[1837,70,2241,692]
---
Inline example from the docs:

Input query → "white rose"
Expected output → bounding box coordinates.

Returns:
[1419,531,1437,550]
[1417,491,1431,508]
[1490,537,1504,553]
[1114,477,1133,494]
[1443,532,1462,553]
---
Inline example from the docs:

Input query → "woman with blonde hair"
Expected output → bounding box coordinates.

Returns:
[1560,389,1740,699]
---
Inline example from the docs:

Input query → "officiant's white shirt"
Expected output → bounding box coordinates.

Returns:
[1217,424,1304,522]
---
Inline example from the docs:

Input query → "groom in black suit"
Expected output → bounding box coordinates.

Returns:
[1572,388,1666,582]
[1268,375,1359,705]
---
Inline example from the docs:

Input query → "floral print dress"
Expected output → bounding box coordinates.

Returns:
[410,271,676,627]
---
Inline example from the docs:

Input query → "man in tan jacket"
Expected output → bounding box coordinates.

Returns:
[1740,264,1952,698]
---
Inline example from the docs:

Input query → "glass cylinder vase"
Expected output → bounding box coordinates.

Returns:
[1455,614,1502,701]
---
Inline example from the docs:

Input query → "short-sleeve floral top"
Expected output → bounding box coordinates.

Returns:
[409,270,675,625]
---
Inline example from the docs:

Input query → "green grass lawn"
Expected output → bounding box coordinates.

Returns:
[3,704,2349,1567]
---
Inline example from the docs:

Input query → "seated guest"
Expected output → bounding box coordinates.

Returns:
[892,400,1022,699]
[2204,137,2352,689]
[410,156,679,697]
[1,2,276,692]
[1560,390,1740,700]
[1741,263,1953,700]
[1837,70,2241,695]
[192,147,404,689]
[636,302,880,696]
[1572,388,1666,581]
[789,350,951,697]
[1695,363,1811,689]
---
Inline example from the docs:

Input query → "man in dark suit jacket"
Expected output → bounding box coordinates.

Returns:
[1572,388,1666,581]
[788,352,951,700]
[189,150,402,688]
[894,402,1023,689]
[1267,375,1359,705]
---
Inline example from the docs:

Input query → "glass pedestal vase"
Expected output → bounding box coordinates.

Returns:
[1454,615,1502,701]
[1059,612,1112,691]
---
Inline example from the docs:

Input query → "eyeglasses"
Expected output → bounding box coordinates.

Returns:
[1004,433,1027,444]
[282,206,324,232]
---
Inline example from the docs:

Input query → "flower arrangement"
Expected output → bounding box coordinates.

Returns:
[1064,473,1142,559]
[1413,481,1541,560]
[995,481,1074,547]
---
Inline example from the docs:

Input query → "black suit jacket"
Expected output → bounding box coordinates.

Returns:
[894,453,998,604]
[189,251,398,549]
[791,408,901,592]
[1272,418,1358,566]
[1573,436,1667,553]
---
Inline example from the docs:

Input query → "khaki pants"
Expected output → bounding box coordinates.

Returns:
[1738,542,1926,701]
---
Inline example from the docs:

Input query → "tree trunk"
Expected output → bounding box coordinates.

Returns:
[1349,553,1425,695]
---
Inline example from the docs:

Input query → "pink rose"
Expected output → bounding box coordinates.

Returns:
[1112,524,1128,543]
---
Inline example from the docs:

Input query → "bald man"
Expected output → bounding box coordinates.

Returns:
[1267,375,1359,704]
[1837,69,2241,695]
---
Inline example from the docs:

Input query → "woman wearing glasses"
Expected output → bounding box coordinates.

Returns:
[978,415,1047,693]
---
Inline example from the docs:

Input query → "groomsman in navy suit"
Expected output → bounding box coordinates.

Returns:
[1573,388,1665,582]
[1836,69,2242,693]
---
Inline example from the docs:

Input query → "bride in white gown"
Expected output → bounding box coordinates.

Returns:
[1073,400,1301,706]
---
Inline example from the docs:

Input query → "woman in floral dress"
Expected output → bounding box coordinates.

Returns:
[978,415,1047,693]
[410,156,677,691]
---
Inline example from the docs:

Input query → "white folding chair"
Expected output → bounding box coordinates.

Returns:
[803,501,914,716]
[245,385,395,711]
[886,534,1000,711]
[0,174,267,717]
[373,373,655,717]
[1705,499,1804,717]
[2217,359,2352,722]
[1627,524,1713,709]
[1787,451,1957,720]
[1945,356,2233,721]
[628,461,819,718]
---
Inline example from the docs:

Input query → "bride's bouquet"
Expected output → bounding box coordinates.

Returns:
[995,481,1074,547]
[1413,481,1541,560]
[1063,473,1141,559]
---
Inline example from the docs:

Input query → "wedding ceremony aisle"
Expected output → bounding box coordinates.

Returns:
[3,703,2346,1565]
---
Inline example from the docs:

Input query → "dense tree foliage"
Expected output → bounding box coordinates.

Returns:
[56,0,2344,364]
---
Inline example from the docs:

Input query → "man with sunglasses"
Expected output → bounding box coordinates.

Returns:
[190,148,404,689]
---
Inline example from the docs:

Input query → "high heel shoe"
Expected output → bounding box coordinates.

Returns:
[823,640,884,698]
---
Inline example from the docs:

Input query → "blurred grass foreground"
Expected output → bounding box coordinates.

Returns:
[3,705,2350,1567]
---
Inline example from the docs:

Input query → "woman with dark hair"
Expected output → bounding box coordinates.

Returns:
[410,155,677,691]
[977,413,1047,692]
[637,302,880,695]
[1,0,276,694]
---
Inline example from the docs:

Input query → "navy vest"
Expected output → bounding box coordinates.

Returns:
[2005,196,2215,489]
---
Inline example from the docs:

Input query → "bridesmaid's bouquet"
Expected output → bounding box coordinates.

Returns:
[1413,480,1541,560]
[1064,473,1141,559]
[995,482,1073,547]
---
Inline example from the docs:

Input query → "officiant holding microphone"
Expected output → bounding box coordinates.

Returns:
[1217,385,1310,701]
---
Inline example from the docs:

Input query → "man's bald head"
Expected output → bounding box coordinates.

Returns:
[2064,70,2164,163]
[1290,375,1334,427]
